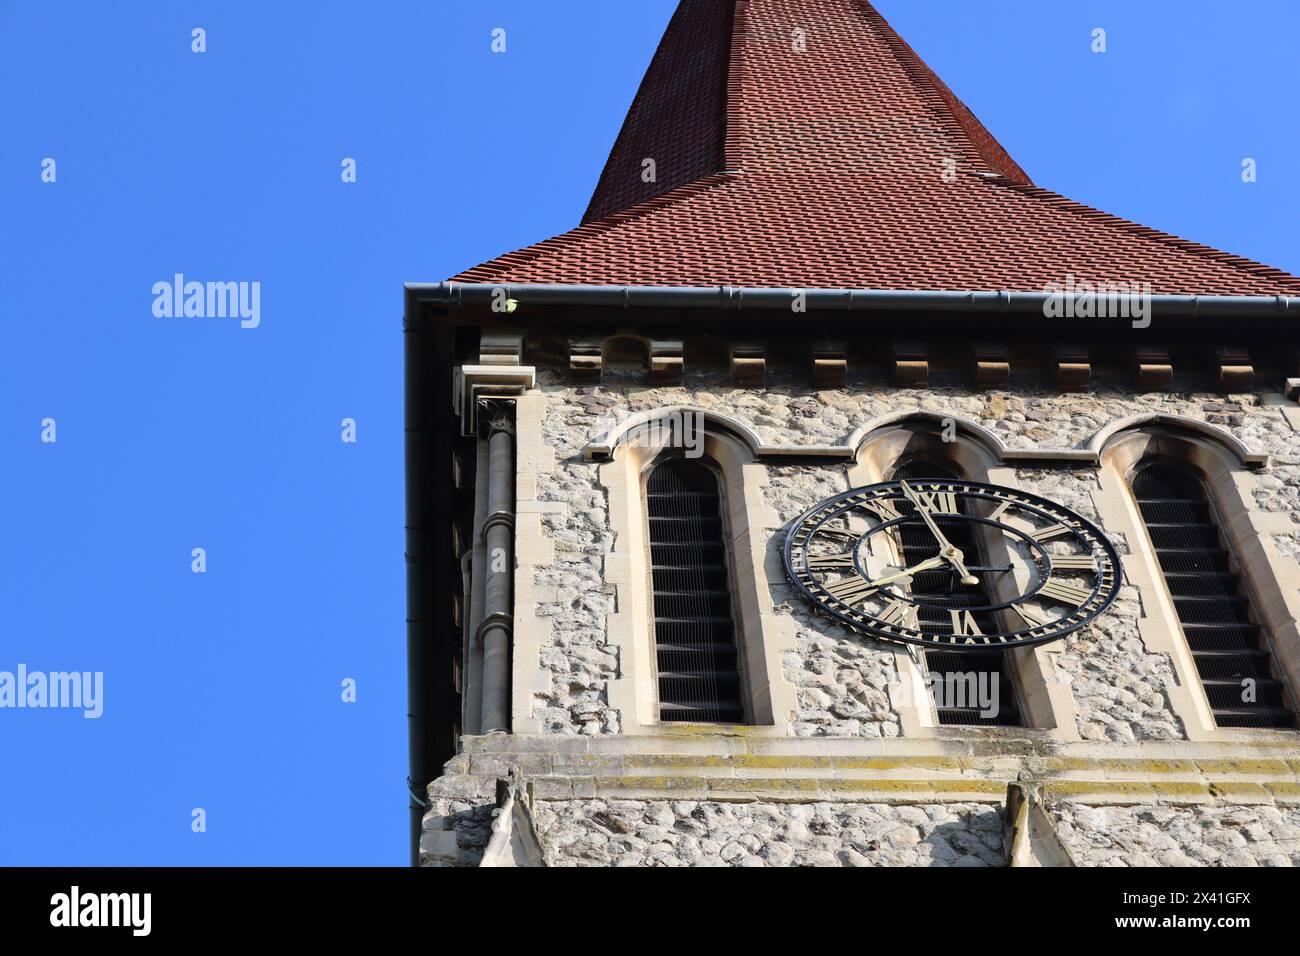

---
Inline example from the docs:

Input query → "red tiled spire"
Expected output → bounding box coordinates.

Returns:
[454,0,1300,295]
[582,0,735,224]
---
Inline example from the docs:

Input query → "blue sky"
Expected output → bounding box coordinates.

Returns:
[0,1,1295,866]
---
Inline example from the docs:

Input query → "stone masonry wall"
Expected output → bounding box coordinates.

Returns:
[527,364,1300,740]
[1049,802,1300,867]
[424,791,1300,868]
[533,798,1006,867]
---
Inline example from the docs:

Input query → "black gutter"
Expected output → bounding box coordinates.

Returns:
[408,282,1299,317]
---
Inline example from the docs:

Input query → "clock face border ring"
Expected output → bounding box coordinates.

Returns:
[782,479,1123,650]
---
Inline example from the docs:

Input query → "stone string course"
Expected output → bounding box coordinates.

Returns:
[527,370,1300,739]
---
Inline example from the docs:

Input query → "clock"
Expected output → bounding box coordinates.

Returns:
[783,479,1121,649]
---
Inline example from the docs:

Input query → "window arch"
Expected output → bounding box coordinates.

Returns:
[1132,461,1295,729]
[891,458,1023,727]
[645,457,746,723]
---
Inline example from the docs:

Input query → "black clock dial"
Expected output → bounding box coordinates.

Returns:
[783,479,1122,649]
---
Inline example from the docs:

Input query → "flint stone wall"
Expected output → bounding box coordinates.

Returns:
[534,798,1005,867]
[1049,803,1300,867]
[421,788,1300,868]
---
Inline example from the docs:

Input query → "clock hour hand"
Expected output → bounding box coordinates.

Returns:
[867,556,947,590]
[899,481,980,587]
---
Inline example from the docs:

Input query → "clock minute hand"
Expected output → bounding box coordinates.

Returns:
[899,481,980,587]
[899,481,955,550]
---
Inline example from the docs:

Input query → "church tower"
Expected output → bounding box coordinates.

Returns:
[407,0,1300,867]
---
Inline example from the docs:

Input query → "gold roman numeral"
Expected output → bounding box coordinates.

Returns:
[1030,523,1073,542]
[823,575,877,605]
[878,598,919,630]
[1039,576,1092,606]
[1051,554,1096,571]
[862,499,903,522]
[915,489,958,514]
[948,609,983,637]
[806,553,856,570]
[988,500,1013,521]
[1013,603,1051,628]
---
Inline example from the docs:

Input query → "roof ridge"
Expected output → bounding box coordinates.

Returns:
[857,2,1033,185]
[580,0,734,225]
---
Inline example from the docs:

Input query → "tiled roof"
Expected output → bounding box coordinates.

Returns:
[453,0,1300,296]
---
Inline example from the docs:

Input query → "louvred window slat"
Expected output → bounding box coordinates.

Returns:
[1134,463,1294,729]
[647,459,745,723]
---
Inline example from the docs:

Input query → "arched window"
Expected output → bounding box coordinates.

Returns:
[646,458,745,723]
[1132,462,1294,729]
[893,459,1023,727]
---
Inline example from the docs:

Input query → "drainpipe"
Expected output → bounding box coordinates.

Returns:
[461,550,482,736]
[477,402,516,734]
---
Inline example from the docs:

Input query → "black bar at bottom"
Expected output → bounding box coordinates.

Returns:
[0,867,1289,942]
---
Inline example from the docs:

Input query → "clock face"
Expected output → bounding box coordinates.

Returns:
[784,479,1121,649]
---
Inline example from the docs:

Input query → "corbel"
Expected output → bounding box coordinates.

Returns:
[568,337,603,382]
[650,339,684,384]
[1054,344,1090,392]
[1134,344,1173,391]
[453,365,537,436]
[478,329,525,366]
[730,343,766,387]
[1216,346,1254,393]
[892,341,928,386]
[812,340,848,389]
[972,343,1010,388]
